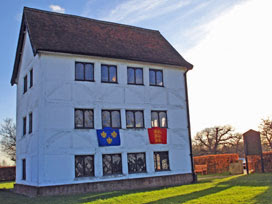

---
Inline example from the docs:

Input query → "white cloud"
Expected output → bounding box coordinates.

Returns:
[184,0,272,136]
[49,5,65,14]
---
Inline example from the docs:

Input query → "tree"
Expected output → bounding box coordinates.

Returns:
[193,125,241,155]
[0,118,16,161]
[259,117,272,151]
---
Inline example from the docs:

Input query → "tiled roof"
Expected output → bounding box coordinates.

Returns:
[11,7,193,85]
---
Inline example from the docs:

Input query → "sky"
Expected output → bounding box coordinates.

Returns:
[0,0,272,162]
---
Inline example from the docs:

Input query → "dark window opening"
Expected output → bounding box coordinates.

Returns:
[102,110,121,128]
[75,155,94,177]
[128,153,146,173]
[154,151,169,171]
[29,69,33,88]
[149,69,163,86]
[22,159,26,180]
[101,64,117,83]
[29,113,32,134]
[151,111,167,128]
[103,154,122,175]
[126,110,144,128]
[75,109,94,129]
[23,117,26,135]
[127,67,143,85]
[75,62,94,81]
[23,75,27,93]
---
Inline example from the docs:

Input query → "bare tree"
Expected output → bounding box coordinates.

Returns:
[0,118,16,161]
[259,117,272,150]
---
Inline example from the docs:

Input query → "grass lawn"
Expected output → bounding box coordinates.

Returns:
[0,173,271,204]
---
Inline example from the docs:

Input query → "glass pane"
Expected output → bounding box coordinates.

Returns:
[159,112,167,128]
[156,154,161,170]
[149,70,155,85]
[84,156,94,176]
[75,110,83,128]
[137,153,146,172]
[151,112,159,127]
[127,68,135,84]
[84,110,93,128]
[75,156,84,177]
[128,154,137,173]
[156,71,163,86]
[103,155,112,175]
[85,64,94,81]
[111,111,120,128]
[101,65,108,82]
[75,63,84,80]
[161,153,169,170]
[102,111,111,127]
[135,69,143,84]
[135,111,143,128]
[126,111,134,128]
[112,154,122,174]
[109,66,117,82]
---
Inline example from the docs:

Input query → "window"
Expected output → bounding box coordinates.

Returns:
[149,69,163,86]
[75,155,94,177]
[29,69,33,88]
[22,159,26,180]
[154,151,169,171]
[127,67,143,85]
[128,153,146,173]
[29,113,32,134]
[101,64,117,83]
[126,110,144,128]
[23,117,26,135]
[74,109,94,129]
[23,75,27,93]
[102,110,121,128]
[102,154,122,175]
[151,111,167,128]
[75,62,94,81]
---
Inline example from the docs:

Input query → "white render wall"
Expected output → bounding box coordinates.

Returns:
[16,34,192,186]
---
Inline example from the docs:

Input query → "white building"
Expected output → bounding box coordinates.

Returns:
[11,7,194,196]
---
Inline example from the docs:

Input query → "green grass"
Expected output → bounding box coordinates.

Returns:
[0,173,271,203]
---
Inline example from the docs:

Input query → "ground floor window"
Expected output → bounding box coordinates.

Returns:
[75,155,94,177]
[154,151,169,171]
[128,152,146,173]
[102,154,122,175]
[22,159,26,180]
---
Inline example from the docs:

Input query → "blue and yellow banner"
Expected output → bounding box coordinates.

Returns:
[96,127,120,146]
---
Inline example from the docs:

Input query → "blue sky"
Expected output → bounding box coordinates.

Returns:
[1,0,272,158]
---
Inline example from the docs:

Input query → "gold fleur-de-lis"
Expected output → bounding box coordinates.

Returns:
[107,137,112,144]
[101,131,107,138]
[111,131,117,138]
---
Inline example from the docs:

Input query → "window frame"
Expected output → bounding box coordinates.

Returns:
[23,116,27,136]
[101,64,118,83]
[75,155,95,178]
[23,75,27,94]
[22,159,26,180]
[151,110,168,128]
[149,69,164,87]
[29,69,33,88]
[127,67,144,85]
[102,153,122,176]
[29,112,32,134]
[127,152,147,174]
[75,62,95,82]
[126,110,145,129]
[74,109,94,129]
[101,110,121,129]
[154,151,170,172]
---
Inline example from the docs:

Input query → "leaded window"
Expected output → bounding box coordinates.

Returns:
[128,153,146,173]
[126,110,144,128]
[23,75,27,93]
[75,109,94,129]
[151,111,167,128]
[149,69,163,86]
[154,151,169,171]
[75,62,94,81]
[75,155,94,177]
[127,67,143,85]
[102,110,121,128]
[102,154,122,175]
[101,64,117,83]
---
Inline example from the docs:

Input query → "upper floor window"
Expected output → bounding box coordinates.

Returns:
[29,113,32,134]
[126,110,144,128]
[101,64,117,83]
[75,155,94,177]
[149,69,163,87]
[154,151,169,171]
[29,69,33,88]
[74,109,94,129]
[128,152,146,174]
[103,154,122,175]
[127,67,143,85]
[23,116,27,135]
[102,110,121,128]
[151,111,167,128]
[23,75,27,93]
[75,62,94,81]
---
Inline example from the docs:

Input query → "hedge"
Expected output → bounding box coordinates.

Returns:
[194,154,239,174]
[247,151,272,173]
[0,166,16,181]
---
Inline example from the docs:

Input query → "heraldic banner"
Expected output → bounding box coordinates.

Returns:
[148,127,167,144]
[96,127,120,146]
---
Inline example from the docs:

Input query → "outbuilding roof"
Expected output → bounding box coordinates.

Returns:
[11,7,193,85]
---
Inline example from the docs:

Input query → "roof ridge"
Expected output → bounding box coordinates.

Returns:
[23,7,160,33]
